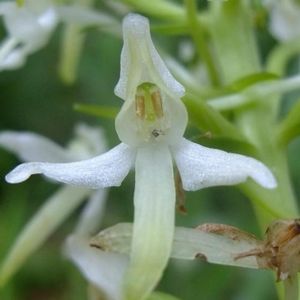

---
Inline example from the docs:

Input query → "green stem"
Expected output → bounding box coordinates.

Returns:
[208,0,298,223]
[119,0,210,27]
[183,93,245,141]
[208,75,300,111]
[58,0,94,84]
[120,0,187,21]
[284,275,299,300]
[208,0,260,84]
[267,40,300,75]
[276,100,300,147]
[184,0,220,86]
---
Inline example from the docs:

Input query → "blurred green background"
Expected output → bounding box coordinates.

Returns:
[0,2,300,299]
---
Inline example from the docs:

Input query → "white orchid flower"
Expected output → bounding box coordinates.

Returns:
[0,0,118,71]
[0,123,108,286]
[265,0,300,41]
[6,13,277,300]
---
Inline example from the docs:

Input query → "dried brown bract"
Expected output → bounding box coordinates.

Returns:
[234,219,300,281]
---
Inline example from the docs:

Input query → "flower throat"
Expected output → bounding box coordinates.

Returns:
[135,82,167,141]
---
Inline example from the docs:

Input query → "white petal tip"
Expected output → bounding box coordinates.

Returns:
[5,164,39,184]
[123,13,149,36]
[261,175,277,189]
[250,162,278,190]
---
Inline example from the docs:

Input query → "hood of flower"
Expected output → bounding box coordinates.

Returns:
[114,14,188,148]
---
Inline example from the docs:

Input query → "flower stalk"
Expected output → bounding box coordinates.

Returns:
[208,0,298,221]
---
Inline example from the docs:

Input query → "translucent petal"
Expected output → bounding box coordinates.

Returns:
[124,144,175,300]
[0,2,14,15]
[0,131,74,162]
[67,123,108,159]
[269,1,300,41]
[114,13,184,101]
[92,223,261,269]
[0,186,90,286]
[75,189,108,235]
[6,143,135,188]
[172,138,277,191]
[0,45,26,71]
[65,235,128,300]
[4,7,57,49]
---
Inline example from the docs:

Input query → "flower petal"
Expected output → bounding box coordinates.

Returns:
[124,145,175,300]
[0,186,90,286]
[75,189,108,235]
[114,14,188,148]
[114,13,184,101]
[0,2,14,15]
[6,143,135,188]
[4,6,57,51]
[0,131,74,162]
[92,223,261,269]
[0,42,27,70]
[268,1,300,41]
[65,235,128,300]
[172,138,277,191]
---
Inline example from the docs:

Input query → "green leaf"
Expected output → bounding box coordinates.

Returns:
[208,0,260,83]
[276,100,300,146]
[151,22,188,35]
[74,103,118,120]
[120,0,186,21]
[16,0,24,7]
[184,0,220,86]
[183,93,245,141]
[148,291,181,300]
[195,136,257,157]
[0,187,90,287]
[267,39,300,75]
[208,75,300,111]
[227,72,279,93]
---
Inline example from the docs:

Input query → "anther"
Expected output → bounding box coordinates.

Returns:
[135,94,145,119]
[151,89,163,118]
[135,82,164,122]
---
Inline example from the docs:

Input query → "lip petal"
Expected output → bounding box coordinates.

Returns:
[124,144,175,300]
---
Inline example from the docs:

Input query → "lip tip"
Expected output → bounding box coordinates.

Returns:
[5,168,30,184]
[262,177,277,190]
[5,174,19,184]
